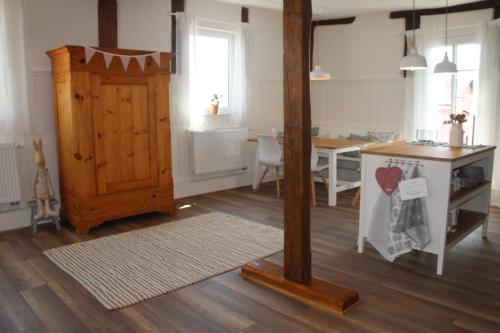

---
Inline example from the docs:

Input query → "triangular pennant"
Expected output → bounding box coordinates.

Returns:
[103,53,114,69]
[120,55,131,71]
[84,46,96,64]
[136,55,146,71]
[151,52,161,66]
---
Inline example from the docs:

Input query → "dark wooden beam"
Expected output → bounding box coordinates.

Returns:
[172,0,185,13]
[242,7,249,23]
[310,16,356,70]
[390,0,500,30]
[282,0,312,283]
[241,0,360,314]
[98,0,117,48]
[171,0,185,74]
[312,16,356,27]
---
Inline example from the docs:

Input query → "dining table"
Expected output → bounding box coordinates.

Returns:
[248,137,371,206]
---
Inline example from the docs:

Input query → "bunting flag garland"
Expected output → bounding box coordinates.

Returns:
[84,46,96,64]
[83,46,161,71]
[151,52,161,67]
[120,56,131,71]
[103,53,114,69]
[136,55,147,71]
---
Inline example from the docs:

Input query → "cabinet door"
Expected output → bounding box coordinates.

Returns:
[91,74,159,195]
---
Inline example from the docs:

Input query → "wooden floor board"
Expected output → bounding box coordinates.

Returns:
[0,183,499,332]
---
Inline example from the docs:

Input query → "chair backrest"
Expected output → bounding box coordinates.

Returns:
[311,144,319,170]
[257,135,282,165]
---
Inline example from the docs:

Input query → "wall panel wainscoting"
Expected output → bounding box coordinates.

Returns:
[311,78,406,137]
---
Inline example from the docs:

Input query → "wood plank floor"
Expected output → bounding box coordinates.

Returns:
[1,184,499,333]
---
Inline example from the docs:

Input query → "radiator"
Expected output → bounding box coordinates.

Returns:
[190,128,249,175]
[0,143,22,204]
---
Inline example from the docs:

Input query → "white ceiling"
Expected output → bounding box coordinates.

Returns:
[216,0,478,18]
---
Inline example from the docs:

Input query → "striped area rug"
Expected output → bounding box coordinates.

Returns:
[44,212,283,310]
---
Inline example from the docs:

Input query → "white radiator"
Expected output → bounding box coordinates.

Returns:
[190,128,249,175]
[0,143,21,204]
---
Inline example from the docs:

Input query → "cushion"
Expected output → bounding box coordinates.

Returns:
[368,131,398,142]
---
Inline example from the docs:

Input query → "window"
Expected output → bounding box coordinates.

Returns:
[193,26,235,113]
[431,43,480,143]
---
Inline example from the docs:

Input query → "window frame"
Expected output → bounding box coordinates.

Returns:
[194,26,236,114]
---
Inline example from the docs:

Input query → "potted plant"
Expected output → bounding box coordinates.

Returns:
[208,94,222,115]
[444,111,468,147]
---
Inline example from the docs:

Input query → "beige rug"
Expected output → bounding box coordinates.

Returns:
[44,212,283,310]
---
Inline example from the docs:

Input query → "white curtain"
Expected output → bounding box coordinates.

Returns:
[0,0,30,143]
[403,28,441,141]
[476,19,500,206]
[176,14,249,130]
[174,13,199,130]
[230,22,249,127]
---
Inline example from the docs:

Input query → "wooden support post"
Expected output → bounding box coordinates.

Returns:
[282,0,312,283]
[171,0,185,74]
[98,0,117,48]
[241,0,360,315]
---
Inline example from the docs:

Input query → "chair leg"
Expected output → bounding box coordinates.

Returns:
[255,166,268,192]
[352,188,361,206]
[311,173,317,207]
[320,172,329,192]
[275,166,280,199]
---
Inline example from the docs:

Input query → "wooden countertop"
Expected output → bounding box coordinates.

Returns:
[248,137,370,149]
[362,143,496,162]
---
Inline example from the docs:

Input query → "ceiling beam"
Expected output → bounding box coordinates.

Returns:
[171,0,185,74]
[98,0,118,48]
[242,7,250,23]
[390,0,500,30]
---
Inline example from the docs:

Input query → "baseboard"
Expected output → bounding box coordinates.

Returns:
[0,208,31,232]
[174,173,255,199]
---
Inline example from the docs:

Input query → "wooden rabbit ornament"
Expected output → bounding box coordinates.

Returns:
[33,138,58,220]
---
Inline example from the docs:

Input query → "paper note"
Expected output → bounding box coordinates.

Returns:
[399,177,429,201]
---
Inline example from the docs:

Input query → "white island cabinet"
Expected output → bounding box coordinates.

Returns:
[357,143,496,275]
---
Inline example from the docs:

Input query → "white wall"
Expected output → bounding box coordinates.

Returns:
[311,9,494,139]
[171,0,283,197]
[311,12,406,138]
[1,0,283,231]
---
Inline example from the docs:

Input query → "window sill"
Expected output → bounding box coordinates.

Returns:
[204,113,232,117]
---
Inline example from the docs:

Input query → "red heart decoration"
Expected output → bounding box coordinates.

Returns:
[375,167,402,195]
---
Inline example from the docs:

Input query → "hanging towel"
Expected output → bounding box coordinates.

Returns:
[367,166,413,262]
[394,166,431,250]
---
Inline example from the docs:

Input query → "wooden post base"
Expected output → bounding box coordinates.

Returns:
[240,259,360,314]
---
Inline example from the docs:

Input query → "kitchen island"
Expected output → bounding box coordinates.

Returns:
[357,143,496,275]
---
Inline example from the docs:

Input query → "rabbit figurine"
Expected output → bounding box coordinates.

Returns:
[32,138,59,220]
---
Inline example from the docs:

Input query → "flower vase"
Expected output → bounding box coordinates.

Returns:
[208,104,219,115]
[449,123,464,147]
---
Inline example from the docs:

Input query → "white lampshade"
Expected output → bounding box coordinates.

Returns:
[400,47,427,71]
[310,65,332,81]
[434,52,457,74]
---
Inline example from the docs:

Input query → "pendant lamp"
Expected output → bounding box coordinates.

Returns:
[434,0,457,74]
[310,11,332,81]
[400,0,427,71]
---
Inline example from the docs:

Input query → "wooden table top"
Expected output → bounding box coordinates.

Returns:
[362,143,496,162]
[248,137,371,149]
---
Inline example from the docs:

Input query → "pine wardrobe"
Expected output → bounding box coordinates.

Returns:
[47,46,175,233]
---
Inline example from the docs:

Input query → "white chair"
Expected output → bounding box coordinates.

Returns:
[255,135,283,198]
[311,144,329,207]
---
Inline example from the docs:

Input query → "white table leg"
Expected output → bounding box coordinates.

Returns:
[482,217,489,239]
[437,253,445,275]
[328,150,337,206]
[252,146,261,190]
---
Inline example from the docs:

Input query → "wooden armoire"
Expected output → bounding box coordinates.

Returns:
[47,45,175,233]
